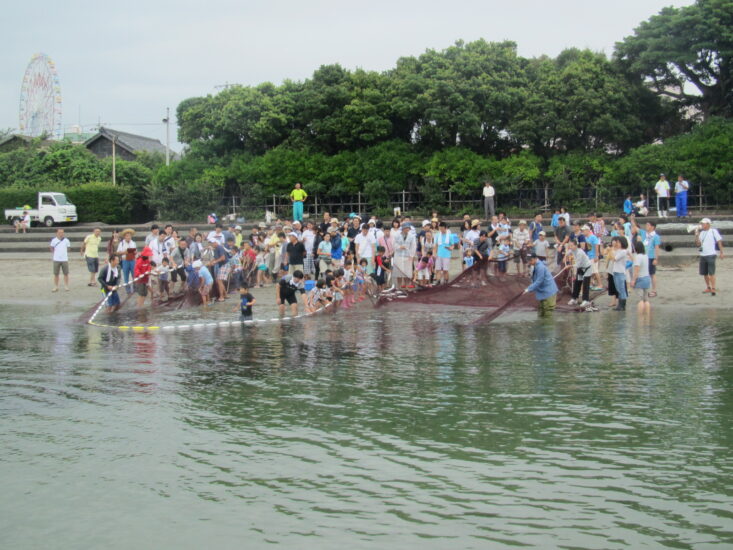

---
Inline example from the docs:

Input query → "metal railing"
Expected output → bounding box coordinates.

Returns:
[221,183,730,219]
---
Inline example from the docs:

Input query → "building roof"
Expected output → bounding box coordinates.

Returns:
[0,134,54,150]
[84,127,169,156]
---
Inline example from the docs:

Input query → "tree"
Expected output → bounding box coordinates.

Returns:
[614,0,733,120]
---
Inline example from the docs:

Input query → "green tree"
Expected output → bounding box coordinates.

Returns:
[614,0,733,119]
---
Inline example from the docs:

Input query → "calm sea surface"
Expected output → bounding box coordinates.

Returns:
[1,301,732,549]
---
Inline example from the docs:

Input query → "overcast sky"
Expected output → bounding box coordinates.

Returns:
[1,0,693,152]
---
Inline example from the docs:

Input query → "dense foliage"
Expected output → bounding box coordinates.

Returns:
[0,0,730,221]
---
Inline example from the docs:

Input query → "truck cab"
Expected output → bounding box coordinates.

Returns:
[38,193,78,226]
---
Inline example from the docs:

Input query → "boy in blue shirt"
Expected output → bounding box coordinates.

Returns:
[582,225,603,291]
[236,284,256,321]
[643,221,662,297]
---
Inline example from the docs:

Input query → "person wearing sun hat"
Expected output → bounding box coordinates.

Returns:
[116,228,137,294]
[695,218,724,296]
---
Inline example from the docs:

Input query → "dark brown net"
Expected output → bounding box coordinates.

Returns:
[377,259,581,323]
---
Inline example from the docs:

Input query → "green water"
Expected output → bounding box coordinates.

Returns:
[1,303,732,549]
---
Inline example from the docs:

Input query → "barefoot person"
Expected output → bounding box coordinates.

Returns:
[523,252,558,317]
[695,218,724,296]
[50,228,71,292]
[276,269,305,316]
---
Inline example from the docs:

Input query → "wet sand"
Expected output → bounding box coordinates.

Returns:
[0,257,729,312]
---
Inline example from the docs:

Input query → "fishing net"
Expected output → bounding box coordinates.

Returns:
[377,259,583,323]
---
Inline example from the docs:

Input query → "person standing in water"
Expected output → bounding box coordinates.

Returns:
[524,252,558,316]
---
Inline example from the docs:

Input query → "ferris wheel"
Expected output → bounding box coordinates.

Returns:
[19,53,63,140]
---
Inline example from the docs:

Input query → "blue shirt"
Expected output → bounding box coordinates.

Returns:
[551,214,560,227]
[526,260,558,301]
[585,234,600,259]
[623,199,634,215]
[199,265,214,285]
[436,231,453,259]
[331,236,343,260]
[643,231,661,259]
[530,221,543,241]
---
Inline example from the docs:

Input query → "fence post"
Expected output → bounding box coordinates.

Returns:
[272,194,276,217]
[402,190,406,214]
[357,192,362,216]
[314,195,318,217]
[448,190,452,212]
[699,182,703,212]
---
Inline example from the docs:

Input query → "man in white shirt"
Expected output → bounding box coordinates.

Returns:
[50,228,71,292]
[482,181,496,220]
[696,218,724,296]
[354,224,376,271]
[207,224,226,245]
[674,175,690,218]
[654,173,671,218]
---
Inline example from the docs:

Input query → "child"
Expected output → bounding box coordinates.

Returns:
[565,240,592,308]
[533,231,550,262]
[491,235,511,274]
[193,260,213,307]
[414,252,434,287]
[463,248,476,269]
[631,240,651,314]
[355,258,368,300]
[623,195,634,216]
[236,284,256,321]
[306,279,330,313]
[372,246,391,291]
[255,246,268,287]
[158,258,171,301]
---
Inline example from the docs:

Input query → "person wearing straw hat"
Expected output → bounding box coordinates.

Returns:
[695,218,724,296]
[116,228,137,295]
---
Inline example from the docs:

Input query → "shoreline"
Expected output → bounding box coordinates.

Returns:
[0,258,729,315]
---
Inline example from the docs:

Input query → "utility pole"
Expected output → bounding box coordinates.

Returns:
[163,107,170,166]
[112,135,117,185]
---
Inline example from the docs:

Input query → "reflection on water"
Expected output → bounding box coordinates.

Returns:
[1,303,732,548]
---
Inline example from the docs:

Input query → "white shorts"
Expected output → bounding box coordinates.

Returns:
[435,256,451,272]
[591,261,600,275]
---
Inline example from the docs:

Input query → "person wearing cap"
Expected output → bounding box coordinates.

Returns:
[512,221,531,275]
[675,175,690,218]
[233,225,243,247]
[192,259,213,307]
[655,173,671,218]
[133,246,153,307]
[290,182,307,222]
[116,228,137,294]
[695,218,724,296]
[524,252,558,316]
[533,231,550,264]
[463,219,481,251]
[482,180,496,220]
[302,221,317,277]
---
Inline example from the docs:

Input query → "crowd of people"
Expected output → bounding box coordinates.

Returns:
[48,203,724,320]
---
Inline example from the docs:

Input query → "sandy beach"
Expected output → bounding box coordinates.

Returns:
[0,256,729,315]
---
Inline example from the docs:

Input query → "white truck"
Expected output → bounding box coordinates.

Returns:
[5,192,78,227]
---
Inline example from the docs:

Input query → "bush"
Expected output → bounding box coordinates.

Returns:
[0,187,38,216]
[64,182,133,224]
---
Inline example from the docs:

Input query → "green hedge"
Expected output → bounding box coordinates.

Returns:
[0,183,133,224]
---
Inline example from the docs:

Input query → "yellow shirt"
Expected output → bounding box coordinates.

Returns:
[290,188,308,201]
[83,234,102,258]
[235,233,243,247]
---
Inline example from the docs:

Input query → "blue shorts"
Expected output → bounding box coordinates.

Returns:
[648,261,656,276]
[106,291,120,307]
[634,276,651,289]
[86,257,99,273]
